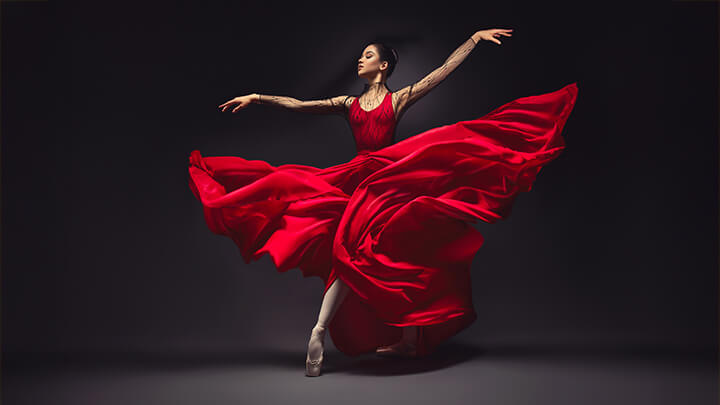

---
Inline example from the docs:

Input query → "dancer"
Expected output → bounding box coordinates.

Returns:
[189,28,578,377]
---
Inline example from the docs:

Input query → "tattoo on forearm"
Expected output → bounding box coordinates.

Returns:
[255,94,349,115]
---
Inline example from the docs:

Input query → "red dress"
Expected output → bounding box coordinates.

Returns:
[188,83,579,357]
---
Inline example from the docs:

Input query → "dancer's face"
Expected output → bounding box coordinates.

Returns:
[357,45,388,78]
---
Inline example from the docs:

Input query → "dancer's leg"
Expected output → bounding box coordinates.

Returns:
[401,325,418,347]
[308,277,350,359]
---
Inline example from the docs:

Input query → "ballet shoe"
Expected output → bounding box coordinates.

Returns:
[375,340,417,358]
[305,325,326,377]
[305,352,324,377]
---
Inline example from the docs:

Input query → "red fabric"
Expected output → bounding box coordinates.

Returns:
[188,83,579,357]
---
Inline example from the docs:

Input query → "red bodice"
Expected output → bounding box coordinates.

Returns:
[347,92,397,154]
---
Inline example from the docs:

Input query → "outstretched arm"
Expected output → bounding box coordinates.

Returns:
[219,93,352,115]
[254,94,353,115]
[394,28,512,119]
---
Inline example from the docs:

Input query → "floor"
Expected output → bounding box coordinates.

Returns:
[3,341,716,405]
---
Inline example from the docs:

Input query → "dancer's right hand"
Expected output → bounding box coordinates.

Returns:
[219,94,255,113]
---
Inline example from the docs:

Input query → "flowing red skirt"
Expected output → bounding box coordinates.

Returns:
[188,83,579,357]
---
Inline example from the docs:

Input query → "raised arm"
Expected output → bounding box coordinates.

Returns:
[219,93,352,116]
[394,29,512,120]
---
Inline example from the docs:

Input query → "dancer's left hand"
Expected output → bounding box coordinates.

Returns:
[473,28,513,45]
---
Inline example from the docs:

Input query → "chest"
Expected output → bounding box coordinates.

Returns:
[348,93,397,127]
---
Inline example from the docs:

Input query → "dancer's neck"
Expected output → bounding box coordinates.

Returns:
[363,81,389,97]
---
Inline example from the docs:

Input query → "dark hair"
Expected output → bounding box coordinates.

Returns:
[366,42,399,78]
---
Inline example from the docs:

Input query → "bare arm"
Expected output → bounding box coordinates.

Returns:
[394,29,512,120]
[219,93,352,115]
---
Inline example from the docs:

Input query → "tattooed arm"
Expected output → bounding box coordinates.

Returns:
[219,93,352,116]
[393,29,512,121]
[394,35,478,121]
[254,94,354,115]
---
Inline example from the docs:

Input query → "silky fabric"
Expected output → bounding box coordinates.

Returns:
[188,82,579,357]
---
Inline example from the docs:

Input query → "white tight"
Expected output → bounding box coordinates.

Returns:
[307,278,349,360]
[311,277,418,348]
[315,277,351,329]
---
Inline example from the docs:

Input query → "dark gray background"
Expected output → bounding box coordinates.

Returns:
[2,0,716,363]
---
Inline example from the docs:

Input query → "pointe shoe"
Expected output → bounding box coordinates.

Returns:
[305,352,324,377]
[305,325,326,377]
[375,340,417,358]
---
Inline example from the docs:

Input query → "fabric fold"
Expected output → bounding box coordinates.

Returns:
[188,82,579,357]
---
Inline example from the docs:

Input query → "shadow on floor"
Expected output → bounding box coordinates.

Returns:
[4,340,714,377]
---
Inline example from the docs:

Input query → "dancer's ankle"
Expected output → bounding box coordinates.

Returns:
[311,324,327,339]
[401,325,418,347]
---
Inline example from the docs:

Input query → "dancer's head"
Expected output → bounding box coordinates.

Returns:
[357,42,398,84]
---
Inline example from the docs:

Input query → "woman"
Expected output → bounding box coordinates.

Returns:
[189,28,578,377]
